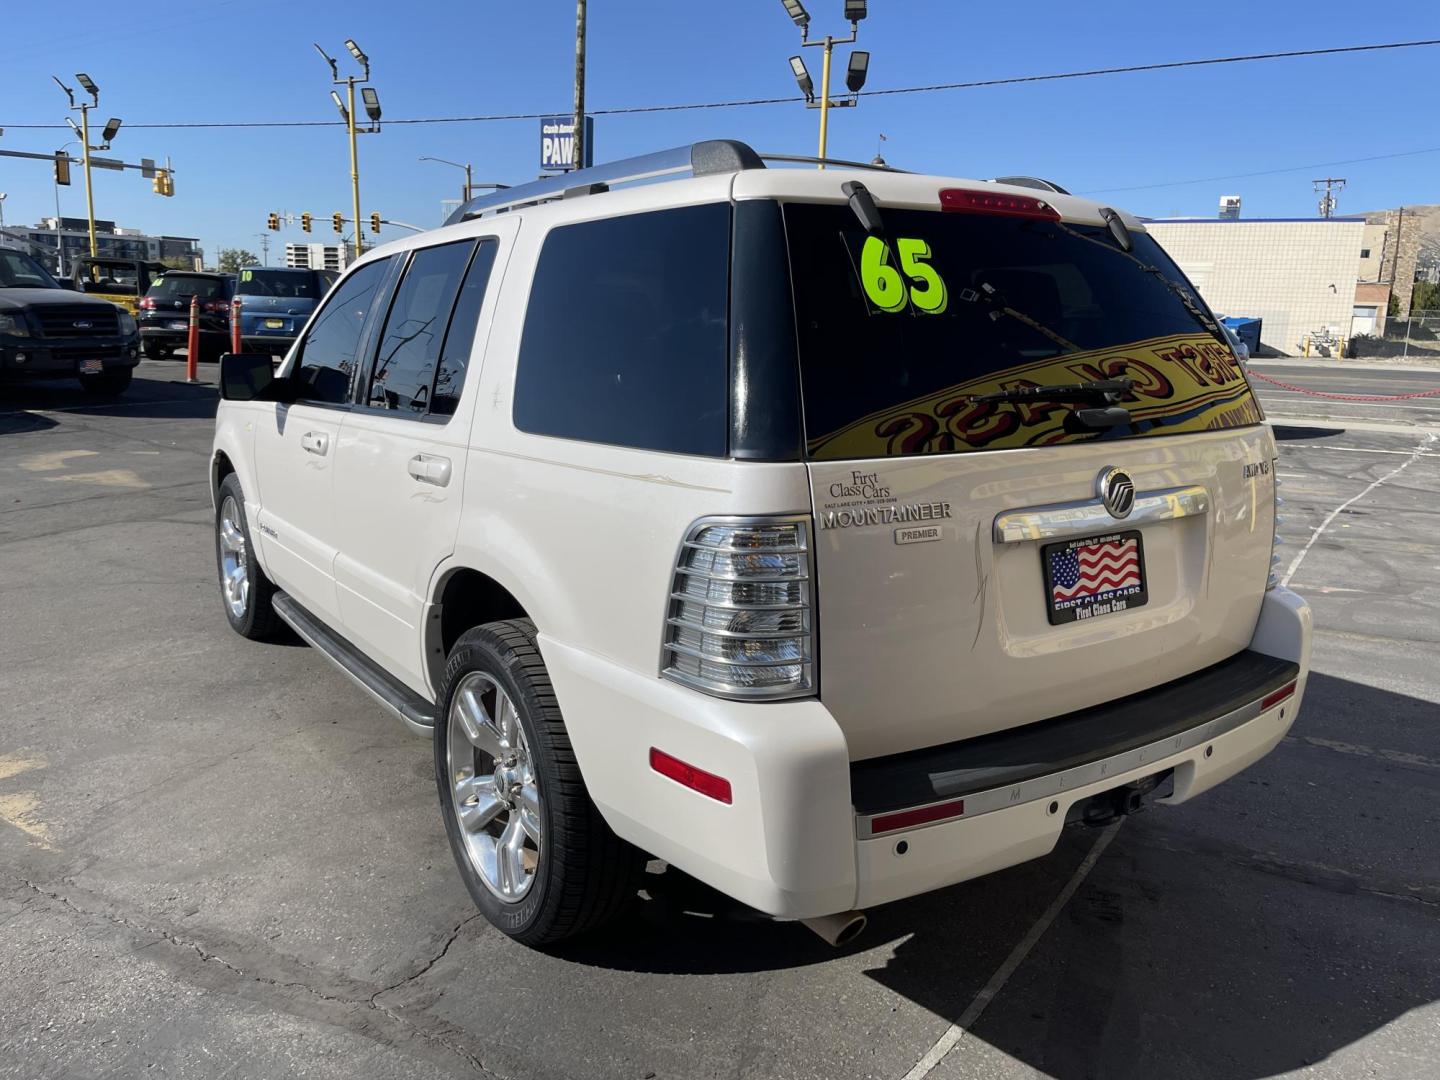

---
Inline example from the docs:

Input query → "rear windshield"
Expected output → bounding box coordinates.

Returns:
[784,203,1261,460]
[148,274,225,299]
[236,268,322,299]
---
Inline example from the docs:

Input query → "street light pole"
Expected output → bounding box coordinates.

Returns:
[420,157,476,202]
[79,105,97,256]
[782,3,867,169]
[347,76,362,260]
[816,36,834,164]
[317,42,379,263]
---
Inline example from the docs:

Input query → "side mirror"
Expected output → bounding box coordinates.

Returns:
[219,352,284,401]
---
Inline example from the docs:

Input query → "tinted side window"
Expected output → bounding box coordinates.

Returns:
[432,240,499,416]
[366,241,473,413]
[294,258,390,405]
[513,203,730,457]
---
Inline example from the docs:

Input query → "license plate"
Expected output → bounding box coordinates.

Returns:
[265,318,285,330]
[1041,530,1148,625]
[79,358,104,374]
[168,320,188,330]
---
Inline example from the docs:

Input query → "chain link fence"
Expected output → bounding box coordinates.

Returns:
[1348,309,1440,359]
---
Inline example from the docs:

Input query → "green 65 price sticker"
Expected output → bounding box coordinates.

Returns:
[859,236,948,315]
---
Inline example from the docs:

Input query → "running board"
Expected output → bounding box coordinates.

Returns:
[272,592,435,737]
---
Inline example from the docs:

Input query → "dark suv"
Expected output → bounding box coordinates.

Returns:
[138,271,235,361]
[0,249,141,396]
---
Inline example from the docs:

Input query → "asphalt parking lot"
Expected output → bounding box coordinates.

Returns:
[2,360,1438,1080]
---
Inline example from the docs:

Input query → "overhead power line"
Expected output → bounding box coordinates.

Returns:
[1,38,1436,131]
[1081,145,1440,195]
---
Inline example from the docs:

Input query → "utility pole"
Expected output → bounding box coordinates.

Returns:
[1313,177,1346,219]
[573,0,586,172]
[254,233,271,266]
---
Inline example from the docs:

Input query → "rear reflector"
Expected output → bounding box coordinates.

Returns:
[1260,681,1298,711]
[649,747,733,804]
[869,798,966,836]
[940,188,1061,221]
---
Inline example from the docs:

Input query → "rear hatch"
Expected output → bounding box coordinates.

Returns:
[782,196,1276,761]
[234,268,323,336]
[143,274,230,323]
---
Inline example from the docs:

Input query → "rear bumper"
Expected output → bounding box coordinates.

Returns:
[543,586,1311,919]
[140,325,228,346]
[240,333,296,353]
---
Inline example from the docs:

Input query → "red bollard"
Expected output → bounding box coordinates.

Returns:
[185,294,200,383]
[230,296,243,354]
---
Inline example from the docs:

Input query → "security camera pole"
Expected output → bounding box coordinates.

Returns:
[316,40,382,260]
[780,1,870,169]
[52,73,120,257]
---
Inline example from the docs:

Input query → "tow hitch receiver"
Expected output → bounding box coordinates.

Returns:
[1066,770,1174,828]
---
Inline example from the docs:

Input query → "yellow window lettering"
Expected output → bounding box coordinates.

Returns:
[859,236,948,314]
[860,236,907,312]
[896,238,948,314]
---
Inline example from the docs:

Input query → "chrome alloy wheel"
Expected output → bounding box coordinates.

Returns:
[218,495,250,620]
[446,672,542,903]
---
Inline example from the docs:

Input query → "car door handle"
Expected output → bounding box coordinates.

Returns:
[408,454,452,487]
[300,431,329,456]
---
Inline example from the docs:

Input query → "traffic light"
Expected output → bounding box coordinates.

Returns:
[54,152,71,187]
[152,169,174,197]
[370,212,381,234]
[266,212,280,231]
[301,212,312,233]
[332,212,344,234]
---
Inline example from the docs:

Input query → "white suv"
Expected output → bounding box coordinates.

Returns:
[211,141,1311,947]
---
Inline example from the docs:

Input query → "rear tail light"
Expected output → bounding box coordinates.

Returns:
[940,188,1061,221]
[662,516,815,700]
[202,300,229,315]
[139,297,155,310]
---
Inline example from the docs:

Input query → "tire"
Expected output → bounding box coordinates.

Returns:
[435,619,642,946]
[214,473,284,640]
[77,367,133,396]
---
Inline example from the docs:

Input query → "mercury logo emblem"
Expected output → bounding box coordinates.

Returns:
[1096,467,1136,519]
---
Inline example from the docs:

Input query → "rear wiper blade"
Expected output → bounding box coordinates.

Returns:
[970,377,1135,405]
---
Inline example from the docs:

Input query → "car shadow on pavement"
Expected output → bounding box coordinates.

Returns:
[560,671,1439,1079]
[1273,424,1348,441]
[0,371,218,423]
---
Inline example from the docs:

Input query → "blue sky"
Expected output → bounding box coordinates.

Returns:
[1,0,1436,262]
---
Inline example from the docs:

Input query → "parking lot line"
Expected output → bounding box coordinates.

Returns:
[900,820,1124,1080]
[1279,433,1438,589]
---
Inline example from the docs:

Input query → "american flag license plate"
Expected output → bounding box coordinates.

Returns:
[1041,530,1148,625]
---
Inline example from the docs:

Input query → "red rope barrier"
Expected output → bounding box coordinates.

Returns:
[1248,369,1440,401]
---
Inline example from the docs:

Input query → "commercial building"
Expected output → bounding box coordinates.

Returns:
[1146,216,1366,355]
[0,217,201,276]
[285,243,350,272]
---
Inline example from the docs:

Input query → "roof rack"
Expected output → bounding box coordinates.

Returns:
[761,153,907,173]
[991,175,1071,195]
[445,139,765,224]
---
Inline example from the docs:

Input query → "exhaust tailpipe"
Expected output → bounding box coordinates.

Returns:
[800,910,868,947]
